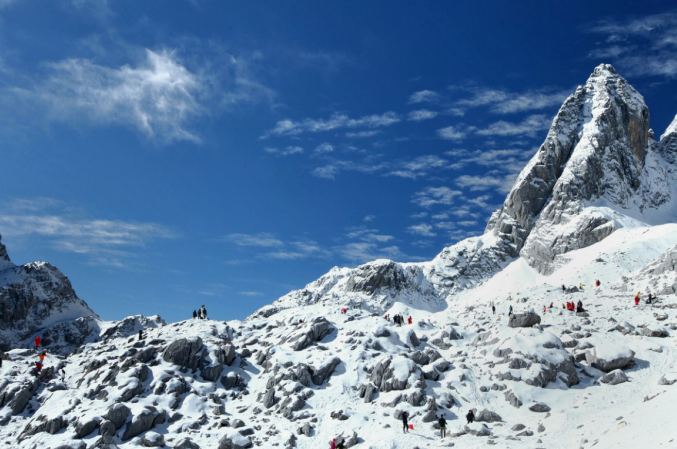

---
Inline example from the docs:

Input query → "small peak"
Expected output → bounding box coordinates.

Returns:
[592,63,618,77]
[660,113,677,141]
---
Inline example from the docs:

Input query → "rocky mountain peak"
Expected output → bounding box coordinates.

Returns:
[0,233,14,271]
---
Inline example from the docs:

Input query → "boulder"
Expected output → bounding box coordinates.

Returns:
[122,408,158,441]
[163,337,203,369]
[406,329,420,347]
[102,403,131,429]
[175,438,201,449]
[599,369,628,385]
[409,351,430,366]
[508,311,541,328]
[224,344,237,365]
[218,430,253,449]
[641,327,669,338]
[528,402,550,413]
[142,431,165,447]
[99,420,115,437]
[585,345,635,372]
[511,424,526,431]
[464,423,491,436]
[475,409,502,422]
[9,388,32,415]
[262,388,278,409]
[309,357,341,385]
[373,325,391,338]
[336,431,358,447]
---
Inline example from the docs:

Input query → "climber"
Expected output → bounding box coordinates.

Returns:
[596,280,600,287]
[408,316,413,325]
[193,310,197,319]
[580,283,584,290]
[39,352,47,363]
[646,293,653,304]
[402,411,409,433]
[492,305,496,315]
[330,438,336,449]
[197,308,203,319]
[577,300,584,312]
[635,292,640,306]
[438,414,447,439]
[549,302,554,308]
[201,305,208,320]
[139,330,145,341]
[562,284,566,292]
[466,409,475,424]
[32,361,42,377]
[543,306,547,314]
[60,368,66,382]
[341,308,347,314]
[508,305,513,316]
[34,335,41,351]
[336,441,346,449]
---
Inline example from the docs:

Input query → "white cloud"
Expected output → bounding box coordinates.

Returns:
[455,175,504,191]
[475,114,551,137]
[0,198,174,261]
[457,220,478,227]
[363,215,376,222]
[240,291,264,296]
[468,195,492,208]
[346,130,381,138]
[408,90,440,104]
[407,109,438,121]
[224,233,284,247]
[454,87,569,115]
[265,111,400,137]
[265,146,303,156]
[387,155,456,179]
[407,223,436,237]
[437,125,466,141]
[345,227,394,243]
[311,165,341,179]
[315,143,334,153]
[412,187,462,208]
[38,50,205,143]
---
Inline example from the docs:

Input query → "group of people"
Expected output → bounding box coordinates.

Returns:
[397,409,474,440]
[635,292,656,305]
[564,300,585,313]
[192,305,208,320]
[385,314,412,326]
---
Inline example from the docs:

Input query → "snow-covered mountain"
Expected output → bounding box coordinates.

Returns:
[3,64,677,449]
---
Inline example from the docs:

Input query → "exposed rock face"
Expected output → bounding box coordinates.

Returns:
[585,345,635,373]
[163,337,203,370]
[487,65,653,274]
[0,234,100,354]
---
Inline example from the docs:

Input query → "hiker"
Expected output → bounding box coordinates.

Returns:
[408,316,412,325]
[341,308,347,314]
[576,300,584,313]
[596,279,600,287]
[299,319,303,324]
[60,369,66,382]
[580,283,584,289]
[635,293,640,306]
[492,305,496,314]
[466,409,475,424]
[32,361,42,377]
[646,293,653,305]
[193,310,197,319]
[336,441,346,449]
[139,330,145,341]
[197,308,202,319]
[438,414,447,439]
[549,302,553,308]
[39,352,46,363]
[402,411,409,433]
[34,335,41,351]
[330,438,336,449]
[543,306,547,314]
[200,305,208,320]
[562,284,566,292]
[508,305,513,316]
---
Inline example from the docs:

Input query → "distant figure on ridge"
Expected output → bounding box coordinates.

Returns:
[193,310,197,319]
[466,409,475,424]
[402,411,409,433]
[200,305,208,320]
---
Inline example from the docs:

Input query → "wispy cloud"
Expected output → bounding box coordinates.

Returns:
[387,155,460,179]
[265,146,304,156]
[223,233,284,247]
[475,114,551,137]
[240,291,264,296]
[408,109,438,121]
[586,13,677,78]
[412,187,462,208]
[264,111,400,137]
[455,175,504,191]
[454,86,569,114]
[345,130,381,138]
[0,198,174,265]
[437,125,467,141]
[314,143,334,153]
[408,90,440,104]
[407,223,436,237]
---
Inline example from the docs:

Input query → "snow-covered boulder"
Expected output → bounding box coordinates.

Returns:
[508,311,541,328]
[585,344,635,372]
[600,369,628,385]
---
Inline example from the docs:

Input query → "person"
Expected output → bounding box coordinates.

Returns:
[299,319,303,324]
[562,284,566,292]
[508,305,513,317]
[466,409,475,424]
[596,280,600,287]
[492,305,496,314]
[438,414,447,439]
[549,302,553,308]
[635,292,640,306]
[580,283,584,289]
[193,310,197,319]
[543,305,547,314]
[646,293,653,305]
[201,305,208,320]
[336,441,346,449]
[139,330,145,341]
[330,438,336,449]
[32,361,42,377]
[34,335,41,351]
[408,316,412,325]
[197,308,202,319]
[60,368,66,382]
[402,411,409,433]
[341,308,347,314]
[39,352,46,363]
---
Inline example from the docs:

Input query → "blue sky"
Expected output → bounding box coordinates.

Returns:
[1,0,676,322]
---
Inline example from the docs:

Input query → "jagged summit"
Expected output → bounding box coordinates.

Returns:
[0,234,14,272]
[252,64,677,318]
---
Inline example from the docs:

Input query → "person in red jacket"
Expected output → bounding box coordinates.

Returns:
[408,316,412,325]
[634,293,640,305]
